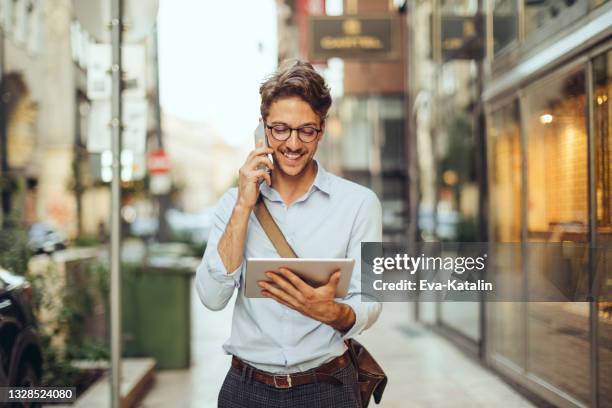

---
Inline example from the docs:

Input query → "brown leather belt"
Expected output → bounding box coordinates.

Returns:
[231,353,351,389]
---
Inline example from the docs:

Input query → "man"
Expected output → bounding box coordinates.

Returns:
[196,60,382,408]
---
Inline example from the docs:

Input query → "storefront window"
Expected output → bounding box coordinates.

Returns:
[340,98,371,171]
[593,49,612,407]
[524,0,588,38]
[493,0,518,54]
[490,101,521,242]
[594,52,612,243]
[523,67,590,405]
[525,69,588,240]
[487,100,525,368]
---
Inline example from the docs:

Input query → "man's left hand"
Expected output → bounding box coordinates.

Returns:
[257,268,356,332]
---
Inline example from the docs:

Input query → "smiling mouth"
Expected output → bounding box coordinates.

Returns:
[282,151,303,161]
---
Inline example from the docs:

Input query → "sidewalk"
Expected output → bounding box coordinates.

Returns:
[137,284,534,408]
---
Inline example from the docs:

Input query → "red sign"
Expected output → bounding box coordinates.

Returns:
[148,149,171,174]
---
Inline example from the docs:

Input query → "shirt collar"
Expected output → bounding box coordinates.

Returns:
[311,160,332,196]
[259,159,332,202]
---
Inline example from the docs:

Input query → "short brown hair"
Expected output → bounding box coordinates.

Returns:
[259,60,332,122]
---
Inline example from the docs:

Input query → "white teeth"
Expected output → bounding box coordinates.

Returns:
[283,152,301,160]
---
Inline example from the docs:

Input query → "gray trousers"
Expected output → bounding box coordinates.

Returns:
[218,361,362,408]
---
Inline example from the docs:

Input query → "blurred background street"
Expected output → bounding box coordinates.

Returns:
[0,0,610,407]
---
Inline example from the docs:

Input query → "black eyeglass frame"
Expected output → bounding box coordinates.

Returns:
[264,122,323,143]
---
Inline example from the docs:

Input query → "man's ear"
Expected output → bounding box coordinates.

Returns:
[319,120,326,141]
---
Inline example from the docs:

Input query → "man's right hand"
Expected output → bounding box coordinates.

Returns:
[236,142,274,210]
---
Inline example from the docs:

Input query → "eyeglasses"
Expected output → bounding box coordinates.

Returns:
[264,123,322,143]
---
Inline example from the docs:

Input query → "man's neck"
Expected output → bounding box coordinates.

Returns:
[271,160,318,206]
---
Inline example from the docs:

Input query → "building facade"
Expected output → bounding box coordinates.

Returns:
[1,0,162,239]
[1,0,77,233]
[410,0,611,406]
[482,0,611,406]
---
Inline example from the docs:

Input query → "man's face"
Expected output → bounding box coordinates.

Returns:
[265,95,324,177]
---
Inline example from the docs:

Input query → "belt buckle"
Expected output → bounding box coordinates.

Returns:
[273,374,292,389]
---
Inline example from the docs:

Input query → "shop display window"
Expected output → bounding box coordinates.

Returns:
[593,49,612,408]
[524,69,588,241]
[493,0,518,54]
[487,100,525,368]
[523,67,590,405]
[489,101,522,243]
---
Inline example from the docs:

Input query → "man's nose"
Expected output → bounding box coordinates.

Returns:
[285,130,303,150]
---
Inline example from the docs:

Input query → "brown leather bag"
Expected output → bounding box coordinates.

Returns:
[254,197,388,407]
[345,337,387,407]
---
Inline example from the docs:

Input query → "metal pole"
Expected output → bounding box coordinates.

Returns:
[475,0,488,361]
[151,23,170,242]
[432,0,442,325]
[0,27,9,227]
[152,23,162,150]
[586,58,599,408]
[110,0,123,406]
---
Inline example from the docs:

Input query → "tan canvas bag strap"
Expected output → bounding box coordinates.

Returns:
[254,196,298,258]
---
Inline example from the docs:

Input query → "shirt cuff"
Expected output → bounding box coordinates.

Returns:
[337,296,371,340]
[205,246,242,288]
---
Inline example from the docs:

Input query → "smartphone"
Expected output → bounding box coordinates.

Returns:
[254,121,273,174]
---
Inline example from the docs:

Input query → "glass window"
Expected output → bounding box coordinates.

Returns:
[525,69,588,240]
[593,49,612,408]
[594,52,612,243]
[381,176,405,200]
[339,98,370,171]
[341,120,371,170]
[524,0,588,38]
[523,67,590,405]
[487,100,525,368]
[493,0,518,54]
[381,119,405,172]
[489,101,522,242]
[441,0,479,15]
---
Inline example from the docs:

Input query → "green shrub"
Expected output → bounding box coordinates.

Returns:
[73,234,102,248]
[0,227,31,276]
[29,259,110,387]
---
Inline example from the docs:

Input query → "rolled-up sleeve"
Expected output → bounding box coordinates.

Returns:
[337,191,383,339]
[195,188,244,311]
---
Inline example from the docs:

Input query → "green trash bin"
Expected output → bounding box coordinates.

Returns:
[121,256,198,369]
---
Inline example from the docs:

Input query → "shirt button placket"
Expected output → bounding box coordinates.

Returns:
[286,205,294,241]
[280,203,292,348]
[282,307,289,346]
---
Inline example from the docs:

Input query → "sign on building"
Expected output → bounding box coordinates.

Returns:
[308,15,400,60]
[148,149,172,195]
[87,44,146,100]
[431,14,485,61]
[87,98,148,154]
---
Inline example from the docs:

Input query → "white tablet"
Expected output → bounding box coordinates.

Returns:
[245,258,355,298]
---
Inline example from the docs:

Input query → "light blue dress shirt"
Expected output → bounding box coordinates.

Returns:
[195,161,382,374]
